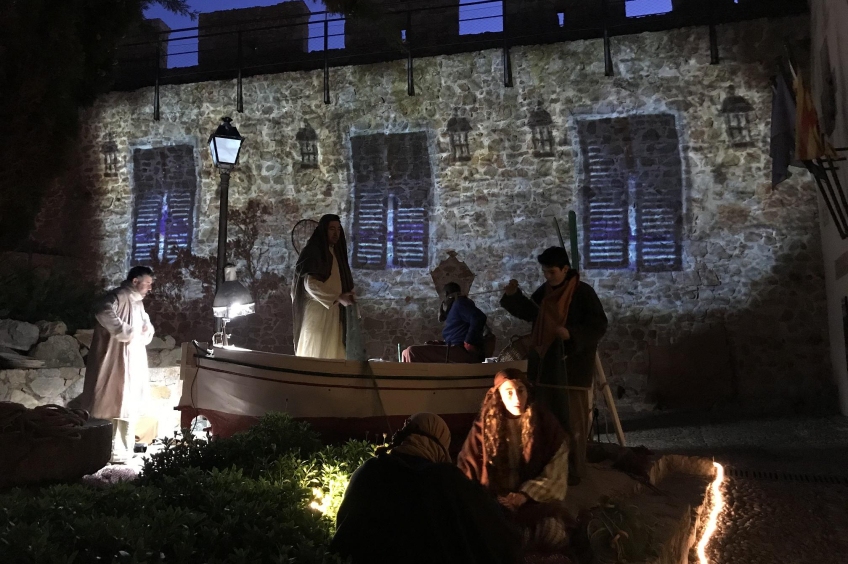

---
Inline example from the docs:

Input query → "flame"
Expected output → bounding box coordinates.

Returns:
[697,461,726,564]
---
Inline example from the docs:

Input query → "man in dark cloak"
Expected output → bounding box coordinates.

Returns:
[500,246,608,482]
[291,214,355,358]
[330,412,521,564]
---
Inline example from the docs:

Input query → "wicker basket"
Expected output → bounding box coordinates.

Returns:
[497,333,534,362]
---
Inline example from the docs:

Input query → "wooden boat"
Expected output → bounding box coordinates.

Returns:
[176,344,526,447]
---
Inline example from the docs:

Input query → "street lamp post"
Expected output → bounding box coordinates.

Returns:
[208,117,245,331]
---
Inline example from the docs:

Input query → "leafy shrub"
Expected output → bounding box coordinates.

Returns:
[139,412,323,484]
[0,413,377,563]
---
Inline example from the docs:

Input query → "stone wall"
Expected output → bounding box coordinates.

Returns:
[0,319,184,438]
[35,15,835,417]
[0,366,182,439]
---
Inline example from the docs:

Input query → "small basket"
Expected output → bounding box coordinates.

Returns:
[497,333,534,362]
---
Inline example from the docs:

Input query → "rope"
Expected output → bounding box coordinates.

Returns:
[0,403,90,441]
[356,287,506,303]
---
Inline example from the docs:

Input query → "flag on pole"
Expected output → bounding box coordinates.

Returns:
[794,73,836,161]
[770,73,796,186]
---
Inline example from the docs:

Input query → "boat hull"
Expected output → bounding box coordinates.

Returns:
[176,344,527,446]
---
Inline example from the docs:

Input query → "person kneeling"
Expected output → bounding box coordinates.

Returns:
[402,282,487,363]
[331,413,521,564]
[458,369,573,555]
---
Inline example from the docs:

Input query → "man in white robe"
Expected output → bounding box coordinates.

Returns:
[71,266,155,463]
[291,215,355,358]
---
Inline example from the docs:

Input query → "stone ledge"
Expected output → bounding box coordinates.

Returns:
[564,452,714,564]
[0,366,183,439]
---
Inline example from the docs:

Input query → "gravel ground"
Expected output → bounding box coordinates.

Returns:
[705,476,848,564]
[598,414,848,564]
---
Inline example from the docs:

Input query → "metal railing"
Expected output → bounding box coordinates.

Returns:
[113,0,807,110]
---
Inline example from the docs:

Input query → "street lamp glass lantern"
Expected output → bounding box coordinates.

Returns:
[208,117,245,168]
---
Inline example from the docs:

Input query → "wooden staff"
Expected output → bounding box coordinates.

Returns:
[559,214,626,447]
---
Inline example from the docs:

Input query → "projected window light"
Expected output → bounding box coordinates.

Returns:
[626,0,672,18]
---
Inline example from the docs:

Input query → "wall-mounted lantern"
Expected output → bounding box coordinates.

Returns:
[529,103,555,157]
[296,121,319,168]
[102,135,120,178]
[446,113,472,162]
[720,86,754,147]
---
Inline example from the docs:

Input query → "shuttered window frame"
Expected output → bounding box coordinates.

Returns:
[577,115,683,273]
[130,145,198,265]
[350,132,432,270]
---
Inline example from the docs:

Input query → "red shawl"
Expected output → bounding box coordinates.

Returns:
[531,272,579,357]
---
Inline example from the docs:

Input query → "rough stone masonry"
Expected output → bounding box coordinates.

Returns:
[31,14,833,417]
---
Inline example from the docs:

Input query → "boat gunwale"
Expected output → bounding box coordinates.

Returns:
[194,353,526,382]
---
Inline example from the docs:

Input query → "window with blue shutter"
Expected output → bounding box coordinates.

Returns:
[351,132,432,270]
[131,145,198,264]
[577,114,683,272]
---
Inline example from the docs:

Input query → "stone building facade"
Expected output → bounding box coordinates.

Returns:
[33,15,835,417]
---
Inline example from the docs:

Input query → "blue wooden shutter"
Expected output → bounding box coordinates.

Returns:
[578,119,629,269]
[388,132,430,268]
[132,190,163,263]
[131,146,197,264]
[163,186,195,261]
[633,115,683,272]
[351,135,388,269]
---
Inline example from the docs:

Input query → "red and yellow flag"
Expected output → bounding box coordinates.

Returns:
[795,74,836,161]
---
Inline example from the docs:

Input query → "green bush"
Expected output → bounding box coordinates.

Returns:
[138,412,324,484]
[0,413,377,564]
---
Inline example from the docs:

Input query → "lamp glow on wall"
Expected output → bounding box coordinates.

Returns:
[720,86,754,147]
[446,113,472,163]
[529,102,555,157]
[208,116,251,341]
[102,135,119,178]
[296,121,319,168]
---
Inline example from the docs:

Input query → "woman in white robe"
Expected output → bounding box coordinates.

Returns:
[291,215,355,359]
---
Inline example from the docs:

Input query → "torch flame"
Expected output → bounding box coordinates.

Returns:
[697,461,726,564]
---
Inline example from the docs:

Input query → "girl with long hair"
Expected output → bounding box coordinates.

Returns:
[458,368,573,554]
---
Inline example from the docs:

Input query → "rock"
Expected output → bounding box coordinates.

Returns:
[147,350,162,367]
[150,385,171,400]
[30,372,70,398]
[9,390,39,409]
[147,335,176,351]
[0,319,40,351]
[36,320,68,340]
[149,366,180,383]
[159,348,183,367]
[0,381,8,401]
[0,347,46,369]
[29,335,85,368]
[61,377,85,402]
[73,329,94,349]
[4,369,27,387]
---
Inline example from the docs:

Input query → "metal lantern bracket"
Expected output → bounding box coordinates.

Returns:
[805,148,848,239]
